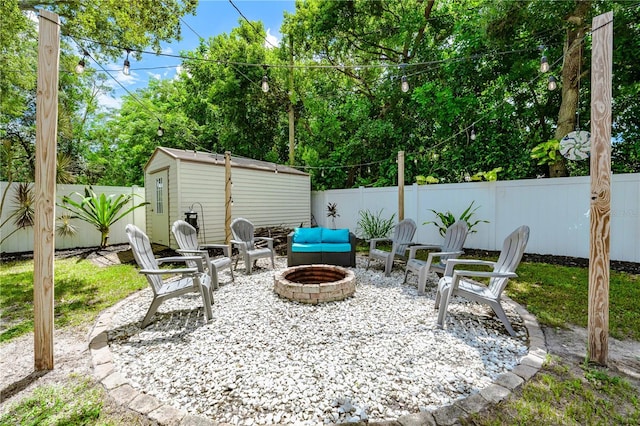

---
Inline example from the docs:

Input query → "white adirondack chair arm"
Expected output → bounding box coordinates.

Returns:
[176,248,208,255]
[369,237,391,249]
[443,259,496,275]
[200,243,232,256]
[408,244,441,257]
[139,267,199,275]
[452,270,517,282]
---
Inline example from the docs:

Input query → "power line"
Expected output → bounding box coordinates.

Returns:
[228,0,278,49]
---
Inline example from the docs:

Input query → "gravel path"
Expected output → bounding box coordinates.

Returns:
[107,257,528,425]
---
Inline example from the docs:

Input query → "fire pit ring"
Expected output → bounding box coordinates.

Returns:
[274,264,356,304]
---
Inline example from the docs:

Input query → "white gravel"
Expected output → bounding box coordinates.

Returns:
[108,256,528,425]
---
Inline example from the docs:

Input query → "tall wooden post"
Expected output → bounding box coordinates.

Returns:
[34,10,59,371]
[588,11,613,366]
[398,151,405,221]
[225,151,232,244]
[288,36,295,165]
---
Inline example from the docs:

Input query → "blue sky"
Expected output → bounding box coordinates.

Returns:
[101,0,296,109]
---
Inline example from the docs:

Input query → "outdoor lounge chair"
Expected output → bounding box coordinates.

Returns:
[172,219,234,290]
[125,224,213,328]
[366,218,417,276]
[230,217,275,274]
[404,220,469,295]
[434,225,530,336]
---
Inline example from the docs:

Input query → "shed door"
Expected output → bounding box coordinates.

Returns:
[150,169,169,245]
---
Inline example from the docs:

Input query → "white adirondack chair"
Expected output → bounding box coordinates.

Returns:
[172,220,234,290]
[434,225,530,336]
[230,218,275,275]
[404,220,469,295]
[366,218,417,276]
[125,224,213,328]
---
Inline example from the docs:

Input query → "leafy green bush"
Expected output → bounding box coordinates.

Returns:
[356,209,396,240]
[425,200,488,237]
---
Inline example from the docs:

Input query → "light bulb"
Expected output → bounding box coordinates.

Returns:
[470,128,476,141]
[401,75,409,93]
[540,56,549,73]
[75,58,85,74]
[548,76,557,91]
[157,126,164,137]
[261,76,269,92]
[123,58,130,75]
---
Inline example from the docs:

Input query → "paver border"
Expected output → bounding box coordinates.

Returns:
[89,291,546,426]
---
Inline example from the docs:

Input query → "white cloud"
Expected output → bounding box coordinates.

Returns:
[26,10,38,24]
[162,46,174,54]
[147,72,161,80]
[97,93,122,111]
[264,28,279,49]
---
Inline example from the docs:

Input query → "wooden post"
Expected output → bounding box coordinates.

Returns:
[225,151,232,244]
[588,11,613,366]
[34,9,59,371]
[288,36,295,166]
[398,151,405,221]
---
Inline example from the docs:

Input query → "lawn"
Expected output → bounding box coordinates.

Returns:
[0,253,638,425]
[0,258,147,343]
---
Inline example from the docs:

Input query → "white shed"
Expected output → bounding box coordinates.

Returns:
[144,147,310,248]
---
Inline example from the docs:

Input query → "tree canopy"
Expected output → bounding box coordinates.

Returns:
[2,0,638,190]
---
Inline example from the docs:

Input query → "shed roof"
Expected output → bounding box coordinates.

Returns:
[146,147,308,176]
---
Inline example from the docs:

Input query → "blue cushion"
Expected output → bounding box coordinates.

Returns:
[293,227,322,243]
[319,243,352,253]
[291,243,322,253]
[322,228,350,243]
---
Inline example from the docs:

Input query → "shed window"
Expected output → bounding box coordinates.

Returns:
[155,177,164,214]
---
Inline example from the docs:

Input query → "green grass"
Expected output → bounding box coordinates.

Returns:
[0,374,146,425]
[464,356,640,425]
[507,262,640,340]
[0,258,147,343]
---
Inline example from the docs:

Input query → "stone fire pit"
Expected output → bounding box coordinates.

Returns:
[274,264,356,304]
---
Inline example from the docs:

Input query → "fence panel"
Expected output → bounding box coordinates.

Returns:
[1,183,145,254]
[312,173,639,262]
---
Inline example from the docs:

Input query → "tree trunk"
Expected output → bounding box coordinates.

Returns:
[550,0,591,177]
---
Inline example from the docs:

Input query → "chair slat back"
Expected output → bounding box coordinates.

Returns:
[230,218,256,249]
[126,224,163,294]
[441,220,469,262]
[392,218,417,256]
[488,225,530,297]
[172,220,202,269]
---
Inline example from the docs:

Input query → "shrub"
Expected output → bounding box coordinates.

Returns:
[357,209,396,240]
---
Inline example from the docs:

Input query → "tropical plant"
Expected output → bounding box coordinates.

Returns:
[531,140,561,165]
[357,209,396,240]
[0,183,34,245]
[416,175,439,185]
[327,202,340,229]
[470,167,503,181]
[425,201,489,237]
[59,187,148,248]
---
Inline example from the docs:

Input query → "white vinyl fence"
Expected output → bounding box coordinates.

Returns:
[0,183,145,254]
[312,173,639,263]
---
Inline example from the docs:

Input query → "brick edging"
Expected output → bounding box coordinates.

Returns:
[89,293,547,426]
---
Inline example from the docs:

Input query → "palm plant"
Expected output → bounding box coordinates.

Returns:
[425,200,489,237]
[0,183,35,245]
[59,187,148,248]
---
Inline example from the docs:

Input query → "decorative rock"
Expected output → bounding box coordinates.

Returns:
[104,257,531,425]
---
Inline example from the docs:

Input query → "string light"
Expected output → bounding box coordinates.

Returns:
[470,124,476,141]
[400,63,409,92]
[261,65,269,92]
[548,75,557,91]
[540,55,549,73]
[274,164,278,174]
[123,49,131,75]
[75,50,88,74]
